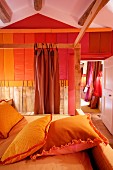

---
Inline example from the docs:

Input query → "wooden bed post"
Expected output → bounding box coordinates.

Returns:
[74,43,81,111]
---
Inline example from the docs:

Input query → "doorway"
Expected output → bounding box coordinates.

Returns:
[80,60,103,114]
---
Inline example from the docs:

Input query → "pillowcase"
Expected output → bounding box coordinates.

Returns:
[31,114,108,159]
[1,115,52,164]
[0,101,23,138]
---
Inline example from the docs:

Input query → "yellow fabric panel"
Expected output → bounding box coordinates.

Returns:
[28,81,33,87]
[0,81,5,86]
[9,81,23,87]
[23,81,27,86]
[4,49,14,80]
[60,80,68,87]
[5,81,9,87]
[3,33,13,44]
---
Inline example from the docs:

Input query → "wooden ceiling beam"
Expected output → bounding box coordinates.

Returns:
[0,0,12,23]
[34,0,43,11]
[78,0,96,26]
[74,0,110,47]
[78,0,109,26]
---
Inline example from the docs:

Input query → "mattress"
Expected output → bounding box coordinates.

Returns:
[0,115,93,170]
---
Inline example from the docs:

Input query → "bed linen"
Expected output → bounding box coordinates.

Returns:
[0,152,92,170]
[0,114,93,169]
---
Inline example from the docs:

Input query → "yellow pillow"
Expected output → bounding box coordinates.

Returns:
[1,115,52,164]
[31,114,108,159]
[0,102,23,138]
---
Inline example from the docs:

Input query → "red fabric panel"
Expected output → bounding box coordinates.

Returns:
[25,49,34,80]
[59,49,68,80]
[0,34,4,80]
[110,31,113,56]
[100,32,112,53]
[89,33,100,53]
[81,33,89,54]
[57,33,68,43]
[13,33,25,80]
[13,33,24,44]
[25,34,34,80]
[35,33,45,43]
[25,33,35,43]
[68,33,78,43]
[14,49,25,80]
[57,33,68,80]
[45,33,57,43]
[68,54,75,115]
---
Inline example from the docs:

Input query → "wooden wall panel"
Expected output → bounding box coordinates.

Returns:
[0,80,68,114]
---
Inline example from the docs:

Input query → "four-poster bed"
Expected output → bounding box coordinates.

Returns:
[0,28,113,169]
[0,0,113,168]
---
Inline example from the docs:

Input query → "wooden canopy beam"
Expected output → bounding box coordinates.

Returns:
[0,0,12,23]
[0,27,112,33]
[74,0,110,47]
[34,0,43,11]
[0,43,80,49]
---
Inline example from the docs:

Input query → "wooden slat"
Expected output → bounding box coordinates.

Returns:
[34,0,43,11]
[74,0,110,47]
[0,28,112,33]
[0,0,12,23]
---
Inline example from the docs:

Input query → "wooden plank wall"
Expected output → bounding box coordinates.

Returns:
[0,80,68,114]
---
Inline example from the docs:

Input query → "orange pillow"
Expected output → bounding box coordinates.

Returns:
[31,114,108,159]
[1,115,52,164]
[0,102,23,138]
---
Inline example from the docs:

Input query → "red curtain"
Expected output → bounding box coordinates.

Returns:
[34,44,60,114]
[85,61,102,101]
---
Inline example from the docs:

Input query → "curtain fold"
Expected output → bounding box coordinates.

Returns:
[34,44,60,114]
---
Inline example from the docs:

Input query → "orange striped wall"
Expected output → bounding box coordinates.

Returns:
[0,32,112,83]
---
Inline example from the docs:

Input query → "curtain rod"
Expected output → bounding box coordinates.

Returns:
[0,43,80,49]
